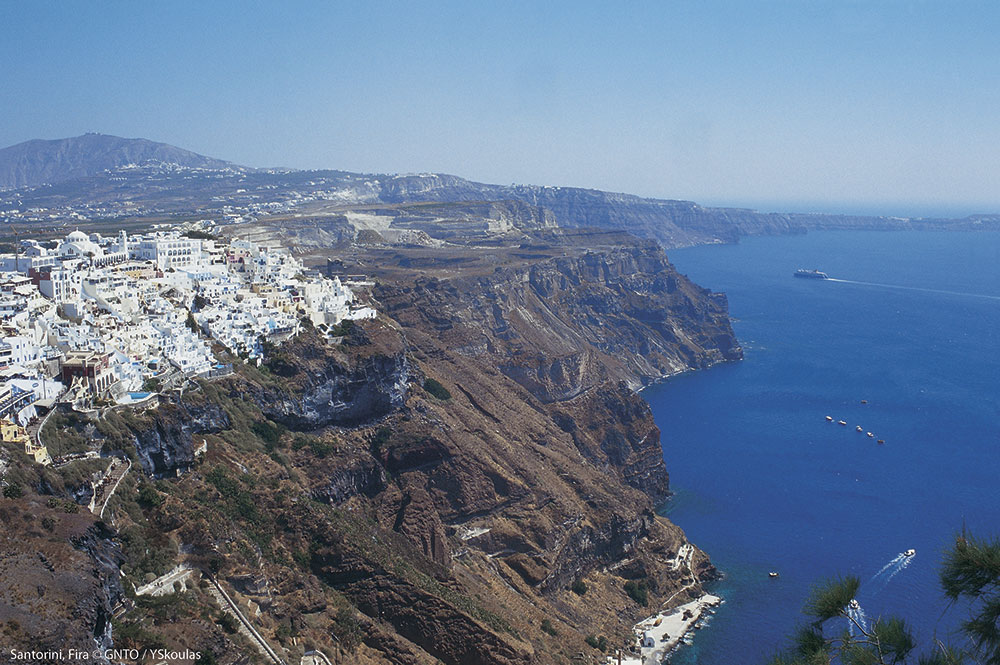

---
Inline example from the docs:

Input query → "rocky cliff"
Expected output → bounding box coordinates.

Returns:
[362,174,945,247]
[3,228,739,665]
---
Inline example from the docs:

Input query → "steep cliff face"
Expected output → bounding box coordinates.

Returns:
[228,320,410,429]
[376,229,741,399]
[13,227,740,665]
[364,173,969,248]
[109,399,231,477]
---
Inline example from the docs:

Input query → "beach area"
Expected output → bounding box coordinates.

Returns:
[609,593,722,665]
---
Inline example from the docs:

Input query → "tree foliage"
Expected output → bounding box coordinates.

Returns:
[941,532,1000,665]
[804,576,861,623]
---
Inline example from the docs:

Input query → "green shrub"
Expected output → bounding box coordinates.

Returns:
[333,605,362,650]
[540,618,558,636]
[370,427,392,456]
[137,483,163,508]
[585,635,609,651]
[572,579,588,595]
[2,482,23,499]
[308,439,334,458]
[624,579,649,606]
[423,377,452,400]
[329,319,355,337]
[217,612,239,634]
[250,420,282,447]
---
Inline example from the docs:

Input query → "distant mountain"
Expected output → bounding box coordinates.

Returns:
[3,134,996,247]
[0,133,237,189]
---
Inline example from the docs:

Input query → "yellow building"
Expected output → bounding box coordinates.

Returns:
[2,418,51,466]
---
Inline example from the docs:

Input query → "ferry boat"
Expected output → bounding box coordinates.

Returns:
[794,269,829,279]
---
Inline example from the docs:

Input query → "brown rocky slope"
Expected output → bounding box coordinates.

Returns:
[1,228,740,665]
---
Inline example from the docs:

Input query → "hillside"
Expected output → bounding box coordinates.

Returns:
[0,229,739,664]
[0,133,236,189]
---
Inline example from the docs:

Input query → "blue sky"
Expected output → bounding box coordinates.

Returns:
[3,1,1000,216]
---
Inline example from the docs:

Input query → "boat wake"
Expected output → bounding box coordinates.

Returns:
[865,551,915,596]
[847,600,868,636]
[826,278,1000,302]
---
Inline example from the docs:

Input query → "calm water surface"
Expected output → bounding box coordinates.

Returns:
[646,231,1000,663]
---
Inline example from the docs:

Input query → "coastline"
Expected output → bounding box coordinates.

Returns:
[610,593,722,665]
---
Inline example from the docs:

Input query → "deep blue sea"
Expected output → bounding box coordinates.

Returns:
[645,231,1000,663]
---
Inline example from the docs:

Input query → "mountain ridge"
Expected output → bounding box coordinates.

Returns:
[3,133,999,250]
[0,133,236,189]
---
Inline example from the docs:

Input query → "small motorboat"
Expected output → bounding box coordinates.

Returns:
[838,420,848,426]
[849,599,860,610]
[877,439,885,444]
[904,549,916,557]
[867,432,874,438]
[768,571,779,578]
[825,416,834,422]
[861,399,868,404]
[856,425,864,432]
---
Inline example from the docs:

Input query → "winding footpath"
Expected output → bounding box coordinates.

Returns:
[88,457,131,517]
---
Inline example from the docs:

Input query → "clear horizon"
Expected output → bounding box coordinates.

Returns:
[4,1,1000,219]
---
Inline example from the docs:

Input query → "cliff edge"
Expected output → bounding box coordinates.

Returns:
[1,228,740,665]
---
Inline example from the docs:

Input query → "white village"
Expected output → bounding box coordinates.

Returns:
[0,226,374,465]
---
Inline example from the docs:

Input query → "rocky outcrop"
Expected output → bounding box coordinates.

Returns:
[377,229,741,400]
[312,457,388,505]
[262,352,409,429]
[70,521,126,653]
[129,399,230,477]
[553,381,671,501]
[241,323,410,429]
[539,511,653,592]
[310,540,530,665]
